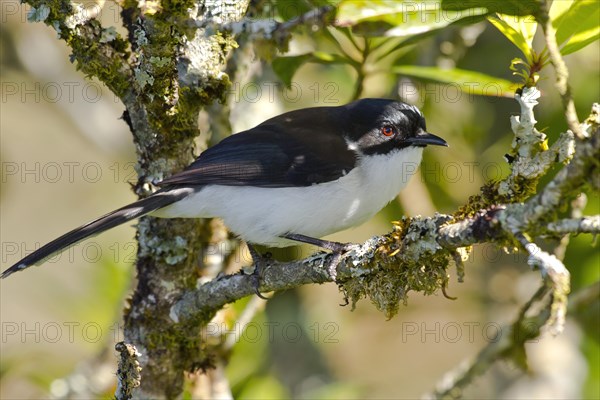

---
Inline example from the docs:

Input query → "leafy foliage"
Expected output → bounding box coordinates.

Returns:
[271,0,598,97]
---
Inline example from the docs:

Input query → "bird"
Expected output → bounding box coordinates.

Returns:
[1,98,447,279]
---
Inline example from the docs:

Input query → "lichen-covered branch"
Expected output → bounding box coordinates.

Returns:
[216,4,334,47]
[115,342,142,400]
[513,233,570,335]
[22,0,250,398]
[425,281,599,400]
[25,0,132,96]
[546,215,600,235]
[117,2,252,398]
[170,209,505,322]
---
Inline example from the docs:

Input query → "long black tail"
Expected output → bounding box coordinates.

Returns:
[1,189,191,278]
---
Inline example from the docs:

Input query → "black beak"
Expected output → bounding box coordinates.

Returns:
[406,130,448,147]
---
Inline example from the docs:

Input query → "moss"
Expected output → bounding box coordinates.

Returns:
[453,171,540,222]
[67,21,131,97]
[160,0,197,15]
[339,217,454,318]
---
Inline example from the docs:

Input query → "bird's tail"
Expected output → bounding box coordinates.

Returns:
[1,189,191,278]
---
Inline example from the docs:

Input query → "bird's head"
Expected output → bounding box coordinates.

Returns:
[343,98,448,155]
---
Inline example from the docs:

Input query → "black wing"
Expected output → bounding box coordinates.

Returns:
[158,107,357,188]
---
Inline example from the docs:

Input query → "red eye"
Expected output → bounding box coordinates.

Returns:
[381,126,395,136]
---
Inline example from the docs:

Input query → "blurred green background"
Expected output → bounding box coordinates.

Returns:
[1,1,598,398]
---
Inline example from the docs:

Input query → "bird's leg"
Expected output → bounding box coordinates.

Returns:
[246,243,270,300]
[282,233,355,280]
[282,233,354,253]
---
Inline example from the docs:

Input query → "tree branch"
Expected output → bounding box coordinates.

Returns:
[202,4,335,47]
[538,0,585,139]
[425,281,600,400]
[546,215,600,235]
[115,342,142,400]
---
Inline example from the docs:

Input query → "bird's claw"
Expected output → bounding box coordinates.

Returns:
[247,244,270,300]
[251,269,269,300]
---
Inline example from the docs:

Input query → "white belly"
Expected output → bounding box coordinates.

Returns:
[153,147,424,246]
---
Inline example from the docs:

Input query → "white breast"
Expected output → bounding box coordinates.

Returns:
[153,147,424,246]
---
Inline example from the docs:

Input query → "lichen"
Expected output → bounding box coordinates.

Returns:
[339,216,454,318]
[27,4,51,22]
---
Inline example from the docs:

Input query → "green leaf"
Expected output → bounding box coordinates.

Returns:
[553,0,600,55]
[549,0,575,21]
[441,0,541,17]
[560,30,600,56]
[312,51,349,64]
[488,14,537,61]
[392,66,518,97]
[272,55,314,88]
[335,0,488,37]
[272,53,349,88]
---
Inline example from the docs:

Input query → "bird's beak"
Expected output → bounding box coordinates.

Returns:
[407,130,448,147]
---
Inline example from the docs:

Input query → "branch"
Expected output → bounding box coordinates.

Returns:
[24,0,133,97]
[538,0,585,139]
[499,87,575,199]
[512,233,570,335]
[170,209,503,322]
[546,215,600,235]
[506,125,599,227]
[216,5,335,46]
[425,281,600,400]
[115,342,142,400]
[422,98,600,398]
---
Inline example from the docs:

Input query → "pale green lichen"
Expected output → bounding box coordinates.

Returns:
[135,68,155,89]
[27,4,51,22]
[134,26,149,46]
[137,222,190,265]
[150,56,171,67]
[100,26,117,43]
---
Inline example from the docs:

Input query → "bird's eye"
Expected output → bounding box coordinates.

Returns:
[381,125,395,137]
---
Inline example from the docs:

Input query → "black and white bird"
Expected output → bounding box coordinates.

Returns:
[1,98,447,278]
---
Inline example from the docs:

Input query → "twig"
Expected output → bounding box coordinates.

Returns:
[512,233,570,335]
[553,195,589,260]
[115,342,142,400]
[273,5,335,43]
[499,87,574,198]
[538,0,585,139]
[501,122,599,231]
[425,285,551,400]
[216,5,335,45]
[425,281,599,400]
[546,216,599,235]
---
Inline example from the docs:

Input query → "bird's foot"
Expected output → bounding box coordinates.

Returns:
[282,233,356,281]
[246,244,271,300]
